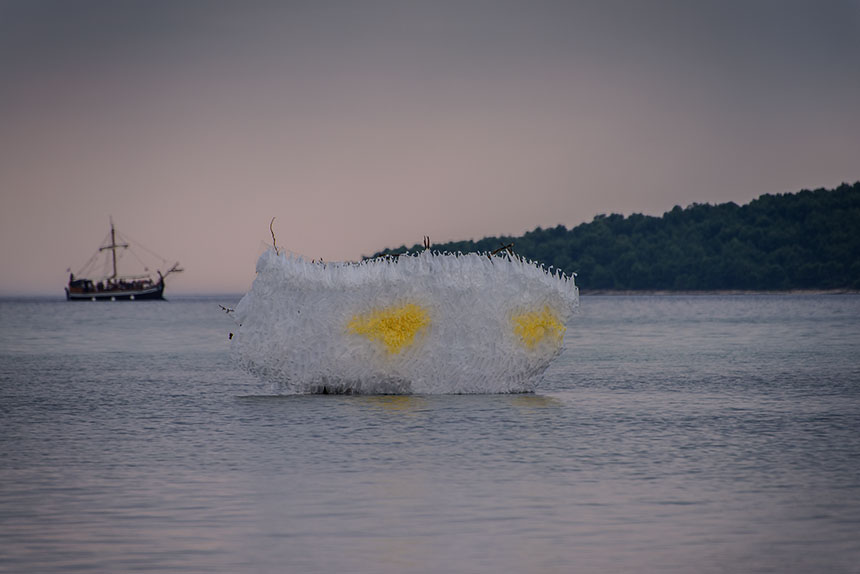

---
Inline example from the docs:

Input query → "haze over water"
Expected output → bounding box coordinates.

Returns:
[2,294,859,573]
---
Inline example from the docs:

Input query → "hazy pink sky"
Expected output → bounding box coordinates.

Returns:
[1,0,858,295]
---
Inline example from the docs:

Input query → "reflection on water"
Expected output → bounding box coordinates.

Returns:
[358,395,430,412]
[508,394,564,409]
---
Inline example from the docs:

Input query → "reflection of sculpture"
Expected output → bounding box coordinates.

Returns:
[232,249,579,394]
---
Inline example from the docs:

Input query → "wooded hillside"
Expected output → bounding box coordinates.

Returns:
[371,182,860,290]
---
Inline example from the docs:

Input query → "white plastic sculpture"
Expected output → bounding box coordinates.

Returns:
[232,249,579,394]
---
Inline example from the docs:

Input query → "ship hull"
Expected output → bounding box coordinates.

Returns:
[65,283,164,301]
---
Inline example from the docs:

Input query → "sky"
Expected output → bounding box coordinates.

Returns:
[1,0,858,295]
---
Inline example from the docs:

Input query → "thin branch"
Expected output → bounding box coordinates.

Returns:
[270,217,279,255]
[489,242,515,258]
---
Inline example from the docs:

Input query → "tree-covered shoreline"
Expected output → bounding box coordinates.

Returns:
[371,182,860,291]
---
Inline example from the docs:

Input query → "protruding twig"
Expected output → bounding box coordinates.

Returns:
[270,217,279,255]
[489,242,515,258]
[423,235,431,250]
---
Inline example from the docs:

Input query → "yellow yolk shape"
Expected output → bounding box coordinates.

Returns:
[511,306,565,350]
[347,303,431,354]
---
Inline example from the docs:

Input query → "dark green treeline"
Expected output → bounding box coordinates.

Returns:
[371,182,860,290]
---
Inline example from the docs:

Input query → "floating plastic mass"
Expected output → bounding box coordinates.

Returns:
[232,249,579,394]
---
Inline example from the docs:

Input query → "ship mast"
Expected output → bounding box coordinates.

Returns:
[99,218,128,279]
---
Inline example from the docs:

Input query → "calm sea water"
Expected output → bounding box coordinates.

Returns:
[1,294,859,573]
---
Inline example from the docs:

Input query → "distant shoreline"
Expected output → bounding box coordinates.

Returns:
[579,289,859,296]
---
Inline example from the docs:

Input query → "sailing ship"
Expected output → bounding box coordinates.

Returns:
[65,220,182,301]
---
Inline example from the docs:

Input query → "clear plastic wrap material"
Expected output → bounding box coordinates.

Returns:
[232,250,579,394]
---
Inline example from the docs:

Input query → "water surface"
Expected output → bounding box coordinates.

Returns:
[1,295,859,573]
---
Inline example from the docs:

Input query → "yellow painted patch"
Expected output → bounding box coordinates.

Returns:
[347,303,430,354]
[512,306,565,349]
